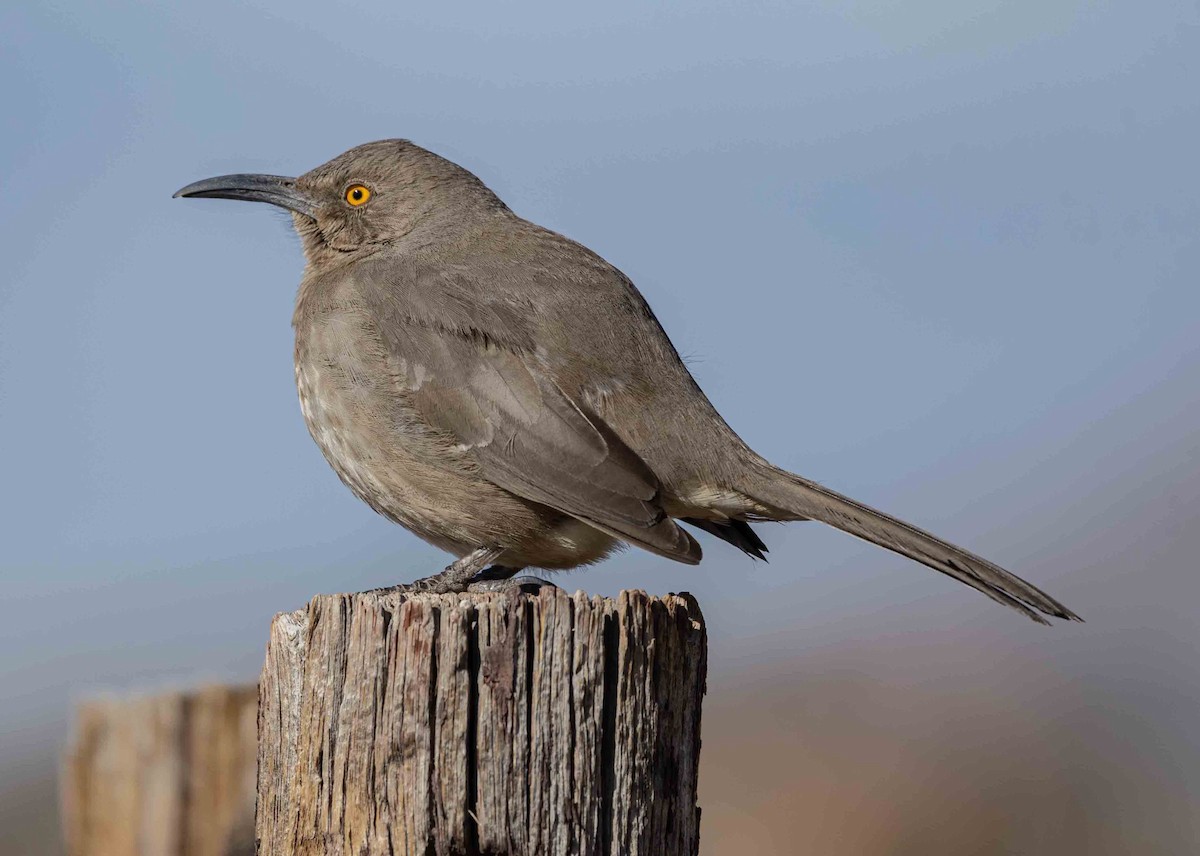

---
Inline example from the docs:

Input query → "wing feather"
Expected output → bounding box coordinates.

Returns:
[353,262,699,563]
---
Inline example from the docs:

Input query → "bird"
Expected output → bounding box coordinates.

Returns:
[174,139,1079,624]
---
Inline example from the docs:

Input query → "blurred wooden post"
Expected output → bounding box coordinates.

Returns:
[257,588,707,856]
[61,685,258,856]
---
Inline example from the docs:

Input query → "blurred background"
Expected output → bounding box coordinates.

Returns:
[2,1,1197,853]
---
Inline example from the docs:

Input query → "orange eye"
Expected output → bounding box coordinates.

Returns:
[345,184,371,206]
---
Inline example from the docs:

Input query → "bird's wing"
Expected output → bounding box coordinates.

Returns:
[353,263,700,564]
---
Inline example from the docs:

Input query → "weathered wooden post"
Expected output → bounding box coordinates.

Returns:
[61,685,258,856]
[257,587,707,856]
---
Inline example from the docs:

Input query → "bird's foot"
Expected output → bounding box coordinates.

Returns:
[365,546,504,595]
[364,549,557,596]
[467,573,558,594]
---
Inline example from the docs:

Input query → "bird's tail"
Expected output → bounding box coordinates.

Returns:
[740,458,1081,624]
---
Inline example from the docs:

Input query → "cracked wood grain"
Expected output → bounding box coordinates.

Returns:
[257,588,706,856]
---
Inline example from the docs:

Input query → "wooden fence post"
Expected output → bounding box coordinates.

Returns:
[61,685,258,856]
[257,588,707,856]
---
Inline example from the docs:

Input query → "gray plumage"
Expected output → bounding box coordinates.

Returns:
[175,139,1080,624]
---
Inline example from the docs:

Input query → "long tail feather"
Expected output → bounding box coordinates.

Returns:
[745,461,1081,624]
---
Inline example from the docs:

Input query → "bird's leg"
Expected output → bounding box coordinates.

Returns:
[367,546,504,595]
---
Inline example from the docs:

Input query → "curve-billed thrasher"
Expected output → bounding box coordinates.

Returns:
[175,140,1078,623]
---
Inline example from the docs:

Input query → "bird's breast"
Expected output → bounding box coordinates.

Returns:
[292,298,423,507]
[294,353,389,511]
[291,305,547,553]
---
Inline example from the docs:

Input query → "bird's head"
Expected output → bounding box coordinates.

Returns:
[174,139,505,265]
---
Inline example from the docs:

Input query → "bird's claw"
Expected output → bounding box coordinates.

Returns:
[467,574,558,594]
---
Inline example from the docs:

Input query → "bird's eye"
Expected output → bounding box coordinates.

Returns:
[345,184,371,206]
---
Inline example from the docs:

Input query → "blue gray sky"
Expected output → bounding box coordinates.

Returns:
[2,1,1198,849]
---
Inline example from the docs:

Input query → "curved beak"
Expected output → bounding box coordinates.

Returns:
[173,173,317,219]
